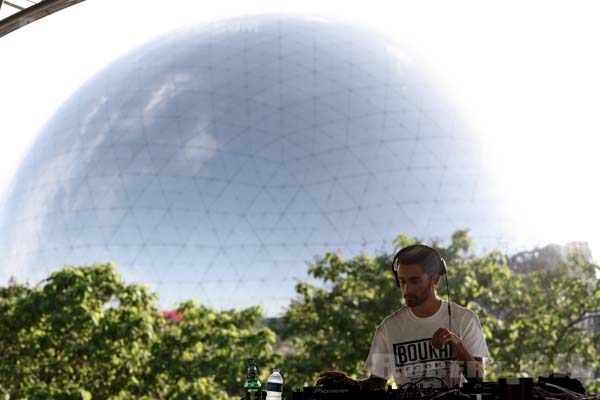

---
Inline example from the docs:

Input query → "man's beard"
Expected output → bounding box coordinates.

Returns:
[403,278,432,307]
[404,294,422,307]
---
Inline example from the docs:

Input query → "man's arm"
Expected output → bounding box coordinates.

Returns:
[356,374,388,390]
[431,328,484,382]
[317,371,387,391]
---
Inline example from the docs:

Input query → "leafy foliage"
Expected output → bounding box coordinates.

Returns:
[146,301,280,398]
[0,264,278,399]
[280,252,401,392]
[1,231,599,398]
[281,230,600,393]
[0,264,158,399]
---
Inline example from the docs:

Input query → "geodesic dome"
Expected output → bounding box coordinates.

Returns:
[0,15,503,315]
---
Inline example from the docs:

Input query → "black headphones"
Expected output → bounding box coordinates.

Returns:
[391,244,448,288]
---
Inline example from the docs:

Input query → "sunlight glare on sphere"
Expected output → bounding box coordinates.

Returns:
[0,15,507,316]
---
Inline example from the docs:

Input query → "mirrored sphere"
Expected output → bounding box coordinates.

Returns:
[0,15,506,315]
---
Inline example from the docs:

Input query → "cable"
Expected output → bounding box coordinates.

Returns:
[413,377,449,390]
[445,274,452,332]
[398,382,423,399]
[429,389,460,399]
[541,383,587,398]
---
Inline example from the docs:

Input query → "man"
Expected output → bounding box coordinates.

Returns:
[317,244,490,391]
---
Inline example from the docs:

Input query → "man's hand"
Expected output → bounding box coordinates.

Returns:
[431,328,461,349]
[316,371,359,390]
[431,328,485,382]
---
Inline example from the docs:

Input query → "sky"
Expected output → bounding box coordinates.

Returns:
[1,0,600,258]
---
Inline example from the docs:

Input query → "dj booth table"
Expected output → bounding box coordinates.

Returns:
[292,377,599,399]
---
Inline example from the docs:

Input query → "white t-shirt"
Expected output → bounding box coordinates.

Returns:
[364,300,490,389]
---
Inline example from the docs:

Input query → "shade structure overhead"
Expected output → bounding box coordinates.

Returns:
[0,0,86,37]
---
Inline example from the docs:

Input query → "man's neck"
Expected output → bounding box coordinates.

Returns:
[411,296,442,318]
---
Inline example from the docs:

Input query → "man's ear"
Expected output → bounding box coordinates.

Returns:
[431,275,440,287]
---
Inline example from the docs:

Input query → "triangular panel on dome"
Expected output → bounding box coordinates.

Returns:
[419,107,456,134]
[312,68,353,97]
[81,149,120,177]
[438,176,475,202]
[305,121,344,153]
[217,182,262,212]
[350,142,392,176]
[421,214,460,239]
[138,65,167,87]
[202,250,239,279]
[104,242,143,267]
[158,150,199,178]
[382,206,418,237]
[280,62,314,91]
[281,209,325,231]
[351,112,387,137]
[69,227,102,250]
[106,141,142,171]
[237,187,276,215]
[121,147,157,176]
[83,244,114,265]
[343,220,385,249]
[278,105,312,133]
[144,219,187,246]
[183,223,222,247]
[174,67,213,93]
[255,246,294,272]
[132,183,170,209]
[336,173,372,204]
[171,90,211,117]
[83,175,125,208]
[210,122,249,150]
[142,116,182,145]
[167,182,206,210]
[282,182,321,211]
[108,209,143,236]
[406,140,445,169]
[230,157,274,187]
[315,38,353,69]
[201,151,241,181]
[78,115,112,145]
[221,218,265,248]
[119,174,156,204]
[305,226,345,250]
[349,91,382,118]
[170,243,203,265]
[191,176,226,202]
[316,90,351,121]
[400,202,437,233]
[61,180,95,212]
[445,138,482,169]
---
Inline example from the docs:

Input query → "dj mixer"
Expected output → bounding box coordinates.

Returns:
[293,386,494,400]
[292,377,600,399]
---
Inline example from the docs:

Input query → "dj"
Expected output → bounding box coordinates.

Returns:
[317,244,490,391]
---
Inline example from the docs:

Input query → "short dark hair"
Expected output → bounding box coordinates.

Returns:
[395,244,445,277]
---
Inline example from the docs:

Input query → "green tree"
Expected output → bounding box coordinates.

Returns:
[280,252,401,393]
[0,264,280,399]
[145,301,281,399]
[437,231,600,388]
[0,264,159,399]
[281,231,600,393]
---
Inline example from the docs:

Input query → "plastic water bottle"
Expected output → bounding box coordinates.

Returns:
[265,369,283,400]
